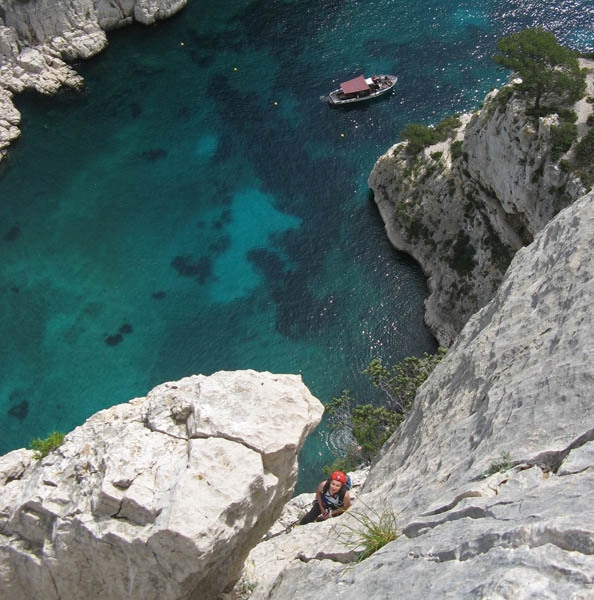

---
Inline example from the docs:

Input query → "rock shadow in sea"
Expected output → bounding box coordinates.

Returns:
[7,391,29,421]
[206,189,301,305]
[140,148,168,162]
[171,255,212,284]
[248,247,342,340]
[3,225,21,242]
[104,323,133,347]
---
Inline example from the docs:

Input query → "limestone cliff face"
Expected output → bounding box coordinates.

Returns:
[242,191,594,600]
[0,0,186,160]
[369,64,593,346]
[0,370,324,600]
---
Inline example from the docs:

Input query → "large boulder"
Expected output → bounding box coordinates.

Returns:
[0,370,324,600]
[241,192,594,599]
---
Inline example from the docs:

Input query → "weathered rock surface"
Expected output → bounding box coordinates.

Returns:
[0,0,187,161]
[0,370,324,600]
[369,62,594,345]
[239,192,594,599]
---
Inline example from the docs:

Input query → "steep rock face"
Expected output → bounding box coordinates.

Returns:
[0,0,186,160]
[369,64,593,346]
[0,370,324,600]
[252,192,594,599]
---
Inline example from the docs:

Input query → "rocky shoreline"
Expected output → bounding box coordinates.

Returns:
[0,0,187,161]
[369,60,594,346]
[1,6,593,598]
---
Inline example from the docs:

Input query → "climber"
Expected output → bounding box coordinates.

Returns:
[299,470,352,525]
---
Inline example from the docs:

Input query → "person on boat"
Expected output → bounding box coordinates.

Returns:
[299,471,352,525]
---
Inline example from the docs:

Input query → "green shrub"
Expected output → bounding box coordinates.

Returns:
[325,350,447,468]
[484,451,513,477]
[575,127,594,167]
[434,114,461,140]
[325,391,403,464]
[401,114,461,156]
[550,121,577,161]
[449,231,476,275]
[351,404,403,460]
[556,108,578,123]
[363,349,447,414]
[339,502,399,561]
[450,140,463,160]
[401,123,434,155]
[495,86,514,109]
[574,127,594,188]
[29,431,65,459]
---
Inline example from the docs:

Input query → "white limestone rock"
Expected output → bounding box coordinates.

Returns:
[256,192,594,599]
[0,88,21,158]
[0,0,187,161]
[369,64,594,345]
[0,370,324,600]
[134,0,188,25]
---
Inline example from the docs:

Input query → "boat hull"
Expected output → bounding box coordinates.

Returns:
[328,74,397,106]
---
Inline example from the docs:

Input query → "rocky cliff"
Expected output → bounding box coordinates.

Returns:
[369,61,594,346]
[240,190,594,600]
[0,370,324,600]
[0,0,186,160]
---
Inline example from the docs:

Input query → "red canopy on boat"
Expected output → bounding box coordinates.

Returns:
[340,75,370,94]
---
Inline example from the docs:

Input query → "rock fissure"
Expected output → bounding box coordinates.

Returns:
[421,490,483,517]
[297,550,360,565]
[527,427,594,473]
[409,522,594,566]
[403,505,496,539]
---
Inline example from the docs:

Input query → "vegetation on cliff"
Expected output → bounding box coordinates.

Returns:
[371,29,593,347]
[325,349,446,471]
[493,28,586,110]
[29,431,65,459]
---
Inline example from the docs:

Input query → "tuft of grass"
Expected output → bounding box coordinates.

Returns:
[29,431,65,460]
[484,451,513,477]
[233,576,256,599]
[339,502,400,561]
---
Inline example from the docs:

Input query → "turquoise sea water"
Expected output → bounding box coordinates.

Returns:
[1,0,593,492]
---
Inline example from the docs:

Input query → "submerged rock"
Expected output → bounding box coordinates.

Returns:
[0,370,324,600]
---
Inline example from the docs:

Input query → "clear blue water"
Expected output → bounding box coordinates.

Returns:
[1,0,592,492]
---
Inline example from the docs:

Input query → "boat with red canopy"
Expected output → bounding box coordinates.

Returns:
[328,74,397,106]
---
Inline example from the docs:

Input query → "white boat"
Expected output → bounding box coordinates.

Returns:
[328,74,397,106]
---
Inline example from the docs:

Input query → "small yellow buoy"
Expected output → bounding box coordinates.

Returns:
[274,101,278,106]
[340,133,345,137]
[180,42,184,46]
[234,67,238,71]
